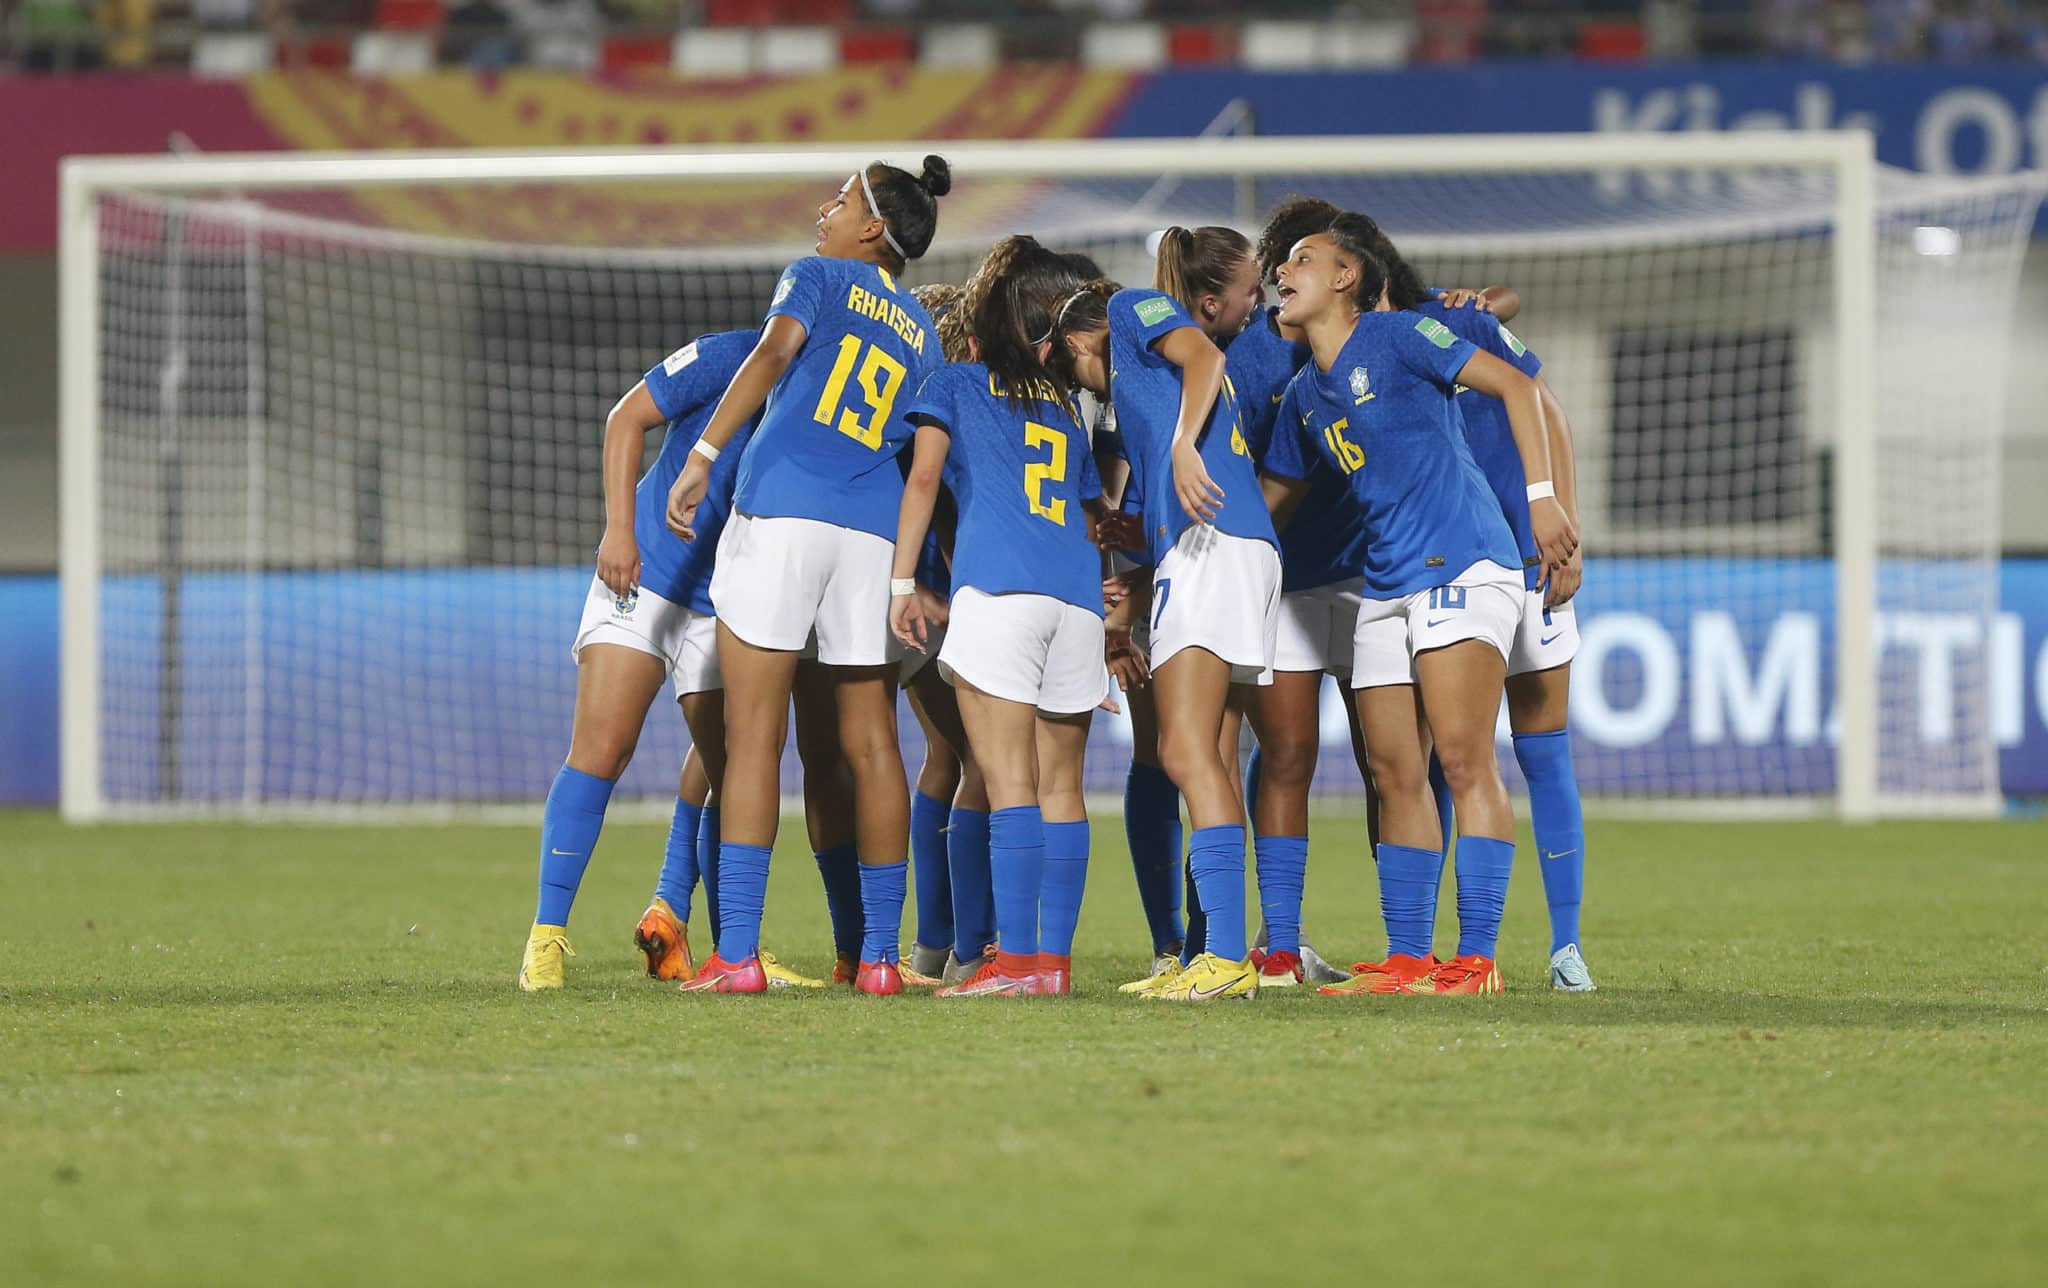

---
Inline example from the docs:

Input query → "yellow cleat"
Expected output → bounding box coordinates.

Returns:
[758,950,827,988]
[518,924,574,991]
[1142,952,1258,1002]
[634,899,696,982]
[1118,952,1184,995]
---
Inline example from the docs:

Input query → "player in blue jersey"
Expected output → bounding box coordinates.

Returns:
[1347,213,1595,991]
[1039,227,1279,1002]
[664,157,950,996]
[1263,215,1577,997]
[891,236,1116,998]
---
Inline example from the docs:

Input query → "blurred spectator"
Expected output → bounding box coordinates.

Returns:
[21,0,101,68]
[503,0,598,69]
[1763,0,1828,55]
[1926,0,1998,59]
[93,0,153,66]
[446,0,523,66]
[192,0,257,28]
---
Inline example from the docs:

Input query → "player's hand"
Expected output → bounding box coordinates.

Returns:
[1545,547,1583,610]
[666,456,711,541]
[1530,495,1578,578]
[1092,511,1145,553]
[1102,572,1136,611]
[913,584,951,631]
[890,587,929,652]
[1437,287,1493,312]
[1172,442,1224,524]
[595,526,640,601]
[1106,627,1150,692]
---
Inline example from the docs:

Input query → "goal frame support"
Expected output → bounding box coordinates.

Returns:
[57,131,1883,821]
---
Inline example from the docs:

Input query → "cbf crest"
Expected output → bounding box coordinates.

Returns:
[1349,366,1373,404]
[613,587,639,616]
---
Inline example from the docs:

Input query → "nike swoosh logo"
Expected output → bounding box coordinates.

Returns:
[550,848,581,857]
[1539,632,1564,646]
[1424,617,1454,629]
[1542,849,1579,861]
[1269,393,1284,404]
[1190,978,1242,999]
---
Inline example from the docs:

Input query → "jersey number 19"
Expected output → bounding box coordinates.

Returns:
[814,336,908,450]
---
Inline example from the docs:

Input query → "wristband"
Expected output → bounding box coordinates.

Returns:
[1526,480,1555,503]
[890,578,917,597]
[690,438,720,463]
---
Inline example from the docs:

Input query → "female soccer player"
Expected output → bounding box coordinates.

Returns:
[665,157,951,996]
[891,236,1113,997]
[1262,216,1576,996]
[1041,227,1280,1002]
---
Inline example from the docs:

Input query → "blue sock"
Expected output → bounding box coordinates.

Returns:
[1182,855,1206,965]
[1040,820,1089,957]
[535,766,616,926]
[696,805,721,948]
[858,860,907,964]
[1515,730,1586,953]
[1253,834,1308,956]
[1244,745,1264,826]
[910,791,954,952]
[1122,762,1184,954]
[1454,836,1516,960]
[989,805,1046,959]
[1186,824,1248,961]
[1377,843,1442,959]
[714,841,772,962]
[654,798,704,920]
[814,845,864,958]
[1428,754,1455,857]
[947,807,994,960]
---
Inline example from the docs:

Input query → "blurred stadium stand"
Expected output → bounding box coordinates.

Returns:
[4,2,2046,73]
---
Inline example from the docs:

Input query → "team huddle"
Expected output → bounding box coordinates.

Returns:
[516,152,1596,1001]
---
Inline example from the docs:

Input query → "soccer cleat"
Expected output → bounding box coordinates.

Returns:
[1256,949,1304,988]
[936,957,1043,998]
[908,942,951,980]
[758,951,827,988]
[853,959,904,996]
[1427,954,1503,996]
[517,924,574,991]
[1036,953,1072,996]
[895,954,945,987]
[1117,952,1183,994]
[832,953,858,986]
[1142,952,1257,1002]
[1549,943,1597,992]
[677,952,768,994]
[941,946,994,986]
[1298,941,1351,985]
[1316,953,1439,996]
[633,899,695,982]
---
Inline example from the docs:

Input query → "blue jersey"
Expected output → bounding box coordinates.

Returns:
[732,256,939,540]
[1267,312,1519,599]
[1417,296,1546,590]
[1227,305,1362,593]
[906,363,1104,616]
[634,330,756,614]
[1106,288,1276,564]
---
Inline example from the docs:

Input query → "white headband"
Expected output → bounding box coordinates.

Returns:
[1031,289,1094,347]
[853,170,909,261]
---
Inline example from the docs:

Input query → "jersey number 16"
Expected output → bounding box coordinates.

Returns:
[814,335,908,450]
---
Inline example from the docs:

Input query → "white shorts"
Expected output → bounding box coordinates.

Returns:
[1149,526,1282,686]
[710,512,895,668]
[1509,591,1580,677]
[1272,586,1358,677]
[1347,559,1523,690]
[571,575,722,696]
[938,587,1109,716]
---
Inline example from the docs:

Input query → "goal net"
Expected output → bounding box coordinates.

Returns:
[59,137,2046,820]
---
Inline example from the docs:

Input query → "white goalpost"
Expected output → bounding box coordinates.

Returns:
[56,134,2046,821]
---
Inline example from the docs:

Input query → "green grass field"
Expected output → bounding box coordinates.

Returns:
[3,809,2045,1286]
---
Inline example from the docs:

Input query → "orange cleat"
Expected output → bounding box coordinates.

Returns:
[678,953,768,994]
[1426,954,1502,995]
[1317,953,1440,996]
[1036,953,1072,995]
[832,953,858,986]
[634,899,696,982]
[896,955,945,987]
[936,955,1042,998]
[853,959,904,996]
[1256,949,1304,988]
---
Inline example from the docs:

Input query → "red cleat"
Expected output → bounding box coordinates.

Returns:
[1318,953,1440,996]
[1426,954,1503,995]
[678,953,769,993]
[1036,953,1072,995]
[1256,949,1304,988]
[832,953,858,986]
[936,955,1043,998]
[853,959,904,996]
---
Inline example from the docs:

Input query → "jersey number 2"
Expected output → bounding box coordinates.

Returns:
[814,335,907,450]
[1023,421,1069,526]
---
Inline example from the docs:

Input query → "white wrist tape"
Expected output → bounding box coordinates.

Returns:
[1526,480,1556,503]
[890,578,917,597]
[690,438,720,463]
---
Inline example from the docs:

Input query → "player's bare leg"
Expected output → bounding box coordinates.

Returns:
[1413,639,1514,995]
[1033,709,1094,995]
[937,680,1046,998]
[830,664,913,995]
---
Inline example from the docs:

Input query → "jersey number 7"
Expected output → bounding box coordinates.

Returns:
[1023,420,1069,526]
[814,335,908,450]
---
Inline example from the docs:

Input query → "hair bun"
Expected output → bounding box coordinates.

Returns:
[919,154,953,198]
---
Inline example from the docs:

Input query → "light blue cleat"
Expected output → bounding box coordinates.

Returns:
[1549,943,1597,992]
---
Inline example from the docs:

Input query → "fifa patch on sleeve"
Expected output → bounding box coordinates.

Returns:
[1500,325,1527,357]
[772,273,795,307]
[1134,296,1177,326]
[661,341,700,376]
[1415,317,1457,349]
